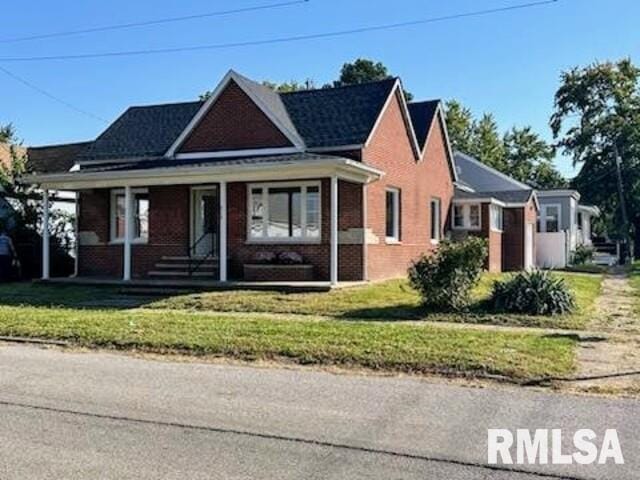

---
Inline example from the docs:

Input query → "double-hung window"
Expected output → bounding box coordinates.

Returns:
[452,203,481,230]
[386,188,401,242]
[248,182,321,241]
[490,204,503,232]
[110,189,149,243]
[430,197,441,243]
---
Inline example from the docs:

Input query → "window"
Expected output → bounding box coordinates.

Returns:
[541,205,560,233]
[248,182,320,241]
[110,189,149,243]
[490,204,503,232]
[453,205,465,228]
[386,188,400,241]
[430,198,441,242]
[451,203,482,230]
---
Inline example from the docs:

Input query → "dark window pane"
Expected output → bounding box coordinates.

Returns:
[386,191,394,237]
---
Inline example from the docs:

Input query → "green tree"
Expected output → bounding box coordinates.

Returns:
[550,59,640,255]
[0,125,74,276]
[471,114,507,171]
[444,101,566,188]
[444,100,475,154]
[503,126,566,189]
[331,58,414,100]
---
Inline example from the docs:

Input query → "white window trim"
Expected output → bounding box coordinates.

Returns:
[451,203,482,231]
[490,204,504,233]
[539,203,562,233]
[246,180,322,244]
[386,188,401,243]
[109,188,149,244]
[430,197,441,244]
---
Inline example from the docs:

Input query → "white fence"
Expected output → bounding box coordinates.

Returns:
[536,231,568,268]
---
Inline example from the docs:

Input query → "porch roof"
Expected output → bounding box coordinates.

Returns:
[21,152,384,190]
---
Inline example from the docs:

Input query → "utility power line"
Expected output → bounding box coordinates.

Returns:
[0,65,108,123]
[0,0,559,63]
[0,0,309,44]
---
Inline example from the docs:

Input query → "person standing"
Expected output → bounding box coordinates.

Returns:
[0,229,16,282]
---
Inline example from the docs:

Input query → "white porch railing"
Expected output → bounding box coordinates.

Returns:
[536,231,568,268]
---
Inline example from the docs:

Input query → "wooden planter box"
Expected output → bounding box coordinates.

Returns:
[243,264,315,282]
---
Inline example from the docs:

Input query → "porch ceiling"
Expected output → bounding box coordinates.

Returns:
[22,153,384,190]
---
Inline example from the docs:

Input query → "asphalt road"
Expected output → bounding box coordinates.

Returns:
[0,344,637,479]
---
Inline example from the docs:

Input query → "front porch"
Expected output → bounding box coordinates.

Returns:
[29,154,382,286]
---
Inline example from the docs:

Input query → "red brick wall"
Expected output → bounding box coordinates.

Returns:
[362,91,454,280]
[78,186,190,278]
[227,179,364,281]
[179,80,292,153]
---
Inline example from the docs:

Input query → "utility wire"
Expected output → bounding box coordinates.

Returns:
[0,0,559,63]
[0,0,309,44]
[0,65,108,123]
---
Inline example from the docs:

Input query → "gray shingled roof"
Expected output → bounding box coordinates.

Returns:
[78,101,203,161]
[280,78,397,148]
[455,188,534,204]
[407,100,440,150]
[28,142,92,173]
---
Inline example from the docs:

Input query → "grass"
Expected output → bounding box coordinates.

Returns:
[143,271,602,330]
[0,304,576,381]
[0,271,600,381]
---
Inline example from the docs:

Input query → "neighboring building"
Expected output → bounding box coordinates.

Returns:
[24,70,457,284]
[454,151,600,269]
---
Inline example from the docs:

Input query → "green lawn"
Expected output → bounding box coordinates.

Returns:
[144,271,602,330]
[0,271,600,381]
[0,304,576,381]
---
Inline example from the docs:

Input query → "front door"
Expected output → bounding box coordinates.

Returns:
[191,188,219,257]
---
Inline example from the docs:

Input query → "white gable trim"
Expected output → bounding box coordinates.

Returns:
[165,70,304,158]
[363,80,421,160]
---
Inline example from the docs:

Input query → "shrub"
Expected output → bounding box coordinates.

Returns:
[491,270,576,315]
[571,244,594,265]
[408,237,488,311]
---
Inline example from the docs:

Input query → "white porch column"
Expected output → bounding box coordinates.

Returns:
[219,181,227,282]
[73,191,79,277]
[330,175,338,286]
[41,189,50,280]
[123,186,133,281]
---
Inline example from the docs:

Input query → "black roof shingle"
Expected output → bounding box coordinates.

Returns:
[407,100,440,150]
[454,188,534,204]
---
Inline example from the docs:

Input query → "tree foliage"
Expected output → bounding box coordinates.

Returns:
[550,59,640,248]
[201,58,414,100]
[0,125,74,277]
[444,100,566,189]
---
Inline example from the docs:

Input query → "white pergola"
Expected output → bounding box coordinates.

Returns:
[27,157,382,285]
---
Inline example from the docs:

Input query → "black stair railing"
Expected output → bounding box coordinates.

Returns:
[188,231,218,276]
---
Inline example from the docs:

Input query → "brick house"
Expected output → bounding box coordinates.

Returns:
[453,152,539,272]
[25,70,462,285]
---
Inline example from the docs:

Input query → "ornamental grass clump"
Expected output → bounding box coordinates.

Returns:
[408,237,488,312]
[491,269,576,315]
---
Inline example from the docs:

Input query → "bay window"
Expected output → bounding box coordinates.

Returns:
[110,189,149,243]
[248,182,321,241]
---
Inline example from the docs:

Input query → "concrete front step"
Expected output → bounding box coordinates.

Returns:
[154,263,218,270]
[147,270,218,278]
[160,256,220,262]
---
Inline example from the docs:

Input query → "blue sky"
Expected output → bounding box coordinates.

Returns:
[1,0,638,177]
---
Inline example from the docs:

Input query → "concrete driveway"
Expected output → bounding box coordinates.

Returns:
[0,343,637,479]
